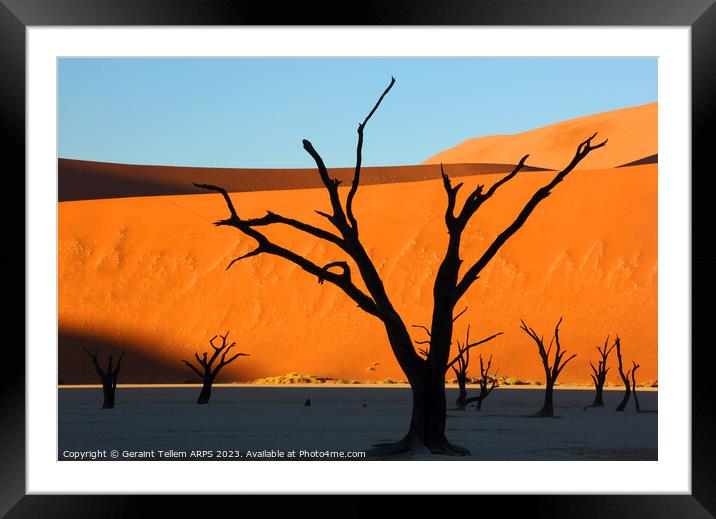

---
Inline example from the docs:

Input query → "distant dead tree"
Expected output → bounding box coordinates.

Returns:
[465,354,499,411]
[614,336,633,412]
[586,336,615,408]
[440,324,502,410]
[196,76,606,455]
[450,338,470,411]
[520,317,577,417]
[630,360,641,412]
[83,348,124,409]
[628,360,657,413]
[182,332,249,404]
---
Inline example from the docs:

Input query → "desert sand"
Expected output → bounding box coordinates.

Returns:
[423,103,657,171]
[59,163,657,385]
[58,386,657,461]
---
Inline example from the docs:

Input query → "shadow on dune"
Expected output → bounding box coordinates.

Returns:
[617,154,658,167]
[58,158,552,202]
[58,328,242,384]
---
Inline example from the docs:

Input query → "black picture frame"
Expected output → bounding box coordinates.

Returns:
[2,1,713,516]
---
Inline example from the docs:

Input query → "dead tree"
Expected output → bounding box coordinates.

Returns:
[586,336,615,408]
[615,336,633,412]
[196,76,606,455]
[630,360,641,412]
[451,339,470,410]
[441,324,502,410]
[83,348,124,409]
[520,318,577,417]
[182,332,249,404]
[465,354,499,411]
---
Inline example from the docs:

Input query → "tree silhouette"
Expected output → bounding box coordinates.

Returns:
[196,77,606,454]
[586,336,615,408]
[630,360,641,412]
[520,317,577,417]
[614,336,633,412]
[432,323,501,410]
[465,354,499,411]
[83,348,124,409]
[182,332,249,404]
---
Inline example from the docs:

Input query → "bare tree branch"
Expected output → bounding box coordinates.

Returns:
[318,261,351,285]
[193,183,381,317]
[193,183,240,221]
[411,324,432,337]
[445,331,503,371]
[113,350,125,378]
[454,133,608,301]
[218,347,250,370]
[83,347,104,378]
[452,306,468,323]
[346,77,396,231]
[441,164,464,230]
[484,155,530,198]
[242,210,347,251]
[301,139,350,231]
[555,353,578,378]
[182,359,203,378]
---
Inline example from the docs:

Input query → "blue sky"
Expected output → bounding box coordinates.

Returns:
[58,58,657,168]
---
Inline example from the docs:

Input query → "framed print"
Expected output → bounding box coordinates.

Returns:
[2,0,714,516]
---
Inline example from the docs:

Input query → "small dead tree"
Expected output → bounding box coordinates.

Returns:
[465,354,499,411]
[614,336,633,412]
[630,360,641,412]
[196,76,606,454]
[587,336,615,408]
[520,317,577,417]
[83,348,124,409]
[414,321,502,411]
[450,339,471,410]
[182,332,249,404]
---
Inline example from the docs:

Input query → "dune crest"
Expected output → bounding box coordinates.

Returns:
[423,103,657,170]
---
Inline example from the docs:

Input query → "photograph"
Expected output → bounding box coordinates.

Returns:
[57,56,658,461]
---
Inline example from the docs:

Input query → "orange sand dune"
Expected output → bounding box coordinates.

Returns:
[424,103,657,171]
[58,158,547,202]
[59,163,657,385]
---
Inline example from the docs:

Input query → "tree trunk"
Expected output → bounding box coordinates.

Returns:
[197,377,213,405]
[455,379,467,410]
[475,398,483,411]
[616,384,631,412]
[102,383,115,409]
[591,384,604,407]
[369,317,468,455]
[404,371,451,451]
[536,381,554,417]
